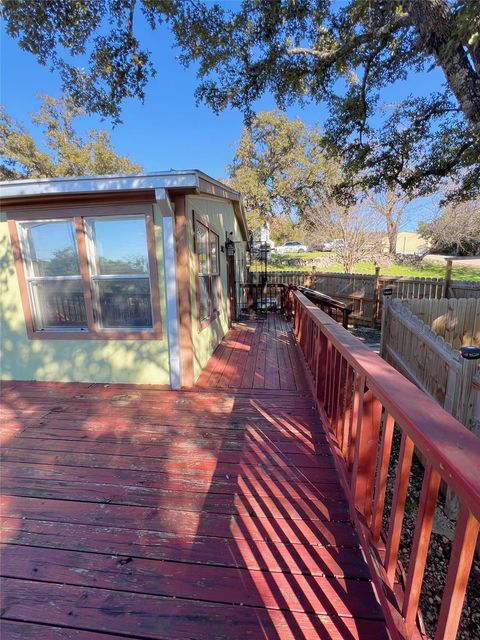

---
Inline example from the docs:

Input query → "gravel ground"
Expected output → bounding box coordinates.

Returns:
[348,324,480,638]
[349,325,381,353]
[383,431,480,639]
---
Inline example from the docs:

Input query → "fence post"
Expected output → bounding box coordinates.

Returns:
[443,258,453,298]
[380,287,393,359]
[372,266,381,328]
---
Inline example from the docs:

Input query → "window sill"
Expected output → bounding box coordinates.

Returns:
[198,310,221,332]
[27,328,163,341]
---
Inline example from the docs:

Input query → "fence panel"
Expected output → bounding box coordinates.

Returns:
[381,298,479,431]
[251,270,480,326]
[450,281,480,299]
[403,298,480,348]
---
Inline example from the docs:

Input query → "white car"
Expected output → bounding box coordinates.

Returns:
[323,239,345,251]
[275,241,308,254]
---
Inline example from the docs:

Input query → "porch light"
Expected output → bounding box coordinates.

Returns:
[225,237,236,257]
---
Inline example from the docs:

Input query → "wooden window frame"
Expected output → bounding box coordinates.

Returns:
[192,211,222,332]
[8,203,163,340]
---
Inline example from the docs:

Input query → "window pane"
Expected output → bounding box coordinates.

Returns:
[22,221,80,277]
[88,217,149,275]
[195,222,209,274]
[210,234,219,274]
[95,279,153,329]
[31,280,87,329]
[198,275,211,321]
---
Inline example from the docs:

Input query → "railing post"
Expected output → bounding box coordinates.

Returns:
[372,266,381,328]
[380,287,393,359]
[436,506,479,639]
[402,464,441,633]
[351,386,383,522]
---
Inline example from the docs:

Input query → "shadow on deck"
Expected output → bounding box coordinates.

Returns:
[0,318,388,639]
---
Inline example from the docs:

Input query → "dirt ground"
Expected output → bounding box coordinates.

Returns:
[424,254,480,268]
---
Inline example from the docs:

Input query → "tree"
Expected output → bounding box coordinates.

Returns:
[418,200,480,255]
[269,216,302,247]
[367,190,410,254]
[302,199,384,273]
[2,1,478,198]
[228,110,338,232]
[0,95,142,180]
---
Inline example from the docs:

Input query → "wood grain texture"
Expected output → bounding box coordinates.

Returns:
[0,320,387,639]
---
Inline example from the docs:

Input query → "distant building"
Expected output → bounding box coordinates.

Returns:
[383,232,429,255]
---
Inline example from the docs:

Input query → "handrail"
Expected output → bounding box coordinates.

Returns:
[290,289,480,640]
[285,284,351,328]
[239,282,351,328]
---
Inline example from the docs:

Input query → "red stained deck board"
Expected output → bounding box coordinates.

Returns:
[1,518,370,579]
[1,545,383,618]
[2,436,335,469]
[1,621,130,640]
[1,460,347,502]
[1,578,389,640]
[0,495,359,547]
[10,427,330,455]
[1,477,350,522]
[1,449,341,485]
[0,319,387,639]
[13,416,326,446]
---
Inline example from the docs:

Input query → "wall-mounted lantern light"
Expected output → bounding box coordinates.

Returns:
[225,233,236,257]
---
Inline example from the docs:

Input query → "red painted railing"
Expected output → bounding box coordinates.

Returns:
[291,290,480,640]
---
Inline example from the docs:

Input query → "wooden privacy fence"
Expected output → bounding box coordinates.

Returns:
[401,298,480,349]
[250,270,480,326]
[291,289,480,640]
[381,298,480,433]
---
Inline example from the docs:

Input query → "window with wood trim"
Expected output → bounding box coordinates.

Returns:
[11,208,162,340]
[194,217,221,326]
[19,219,88,331]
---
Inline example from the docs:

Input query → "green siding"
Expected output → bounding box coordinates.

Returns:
[186,196,246,381]
[0,209,171,385]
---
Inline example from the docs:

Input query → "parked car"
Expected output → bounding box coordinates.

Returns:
[275,241,308,254]
[322,239,345,252]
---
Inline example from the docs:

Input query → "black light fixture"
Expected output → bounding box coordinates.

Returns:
[259,242,271,262]
[225,232,235,257]
[460,346,480,360]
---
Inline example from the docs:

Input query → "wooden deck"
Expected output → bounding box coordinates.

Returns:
[0,318,388,639]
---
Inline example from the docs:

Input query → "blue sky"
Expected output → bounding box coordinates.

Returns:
[1,7,446,230]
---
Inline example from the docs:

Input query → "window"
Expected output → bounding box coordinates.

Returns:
[194,216,221,327]
[19,220,88,331]
[12,208,161,340]
[86,216,153,329]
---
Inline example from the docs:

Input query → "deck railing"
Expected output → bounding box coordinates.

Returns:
[291,289,480,640]
[239,282,351,328]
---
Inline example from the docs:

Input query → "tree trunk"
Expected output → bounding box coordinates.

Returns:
[386,219,398,254]
[405,0,480,127]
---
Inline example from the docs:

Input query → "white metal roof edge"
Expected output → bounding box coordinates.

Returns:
[0,169,240,199]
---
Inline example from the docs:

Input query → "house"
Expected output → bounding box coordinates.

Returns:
[381,231,429,255]
[0,170,249,388]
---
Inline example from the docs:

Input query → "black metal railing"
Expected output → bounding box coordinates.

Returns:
[237,282,351,328]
